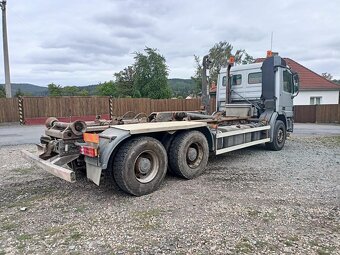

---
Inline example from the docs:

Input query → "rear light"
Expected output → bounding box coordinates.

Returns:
[80,145,98,157]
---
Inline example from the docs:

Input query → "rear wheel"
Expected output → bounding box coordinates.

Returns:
[169,131,209,179]
[113,137,167,196]
[266,120,286,151]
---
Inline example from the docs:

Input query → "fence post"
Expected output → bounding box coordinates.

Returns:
[18,96,25,125]
[109,96,113,119]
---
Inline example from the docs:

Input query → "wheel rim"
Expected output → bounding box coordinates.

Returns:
[134,150,159,183]
[277,128,285,144]
[186,142,204,168]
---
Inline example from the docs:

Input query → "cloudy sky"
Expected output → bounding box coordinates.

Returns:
[2,0,340,86]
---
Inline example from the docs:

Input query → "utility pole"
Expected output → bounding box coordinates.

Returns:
[0,0,11,98]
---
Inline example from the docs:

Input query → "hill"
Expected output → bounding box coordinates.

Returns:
[0,83,48,96]
[1,79,197,97]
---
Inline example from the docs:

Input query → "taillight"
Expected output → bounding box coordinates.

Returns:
[80,146,98,157]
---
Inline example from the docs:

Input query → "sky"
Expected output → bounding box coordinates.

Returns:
[1,0,340,86]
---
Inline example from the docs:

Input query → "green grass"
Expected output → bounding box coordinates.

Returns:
[132,208,163,230]
[283,236,299,247]
[12,167,35,175]
[235,238,253,253]
[17,234,32,241]
[1,222,17,231]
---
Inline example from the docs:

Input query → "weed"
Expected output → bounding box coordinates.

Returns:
[283,236,299,246]
[17,234,32,241]
[235,240,253,253]
[70,231,82,240]
[1,222,17,231]
[75,206,86,213]
[12,167,35,175]
[247,209,261,217]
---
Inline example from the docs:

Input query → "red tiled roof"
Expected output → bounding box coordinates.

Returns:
[255,58,340,91]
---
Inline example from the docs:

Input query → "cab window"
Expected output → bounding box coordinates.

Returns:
[283,70,293,93]
[231,74,242,86]
[248,72,262,84]
[222,74,242,86]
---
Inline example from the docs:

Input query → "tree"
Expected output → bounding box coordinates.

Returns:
[192,41,254,90]
[15,88,24,97]
[48,83,62,96]
[332,79,340,85]
[190,55,203,95]
[79,89,89,96]
[97,81,116,96]
[62,86,80,96]
[322,72,333,80]
[208,41,233,82]
[133,47,172,99]
[114,66,135,97]
[0,86,6,98]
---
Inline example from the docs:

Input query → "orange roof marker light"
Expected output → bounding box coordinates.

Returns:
[266,50,273,58]
[83,133,99,144]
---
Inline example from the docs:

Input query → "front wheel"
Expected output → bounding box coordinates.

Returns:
[266,120,286,151]
[112,137,168,196]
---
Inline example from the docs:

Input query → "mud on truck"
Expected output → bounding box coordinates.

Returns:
[23,54,300,196]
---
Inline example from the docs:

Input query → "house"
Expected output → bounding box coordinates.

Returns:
[255,58,340,105]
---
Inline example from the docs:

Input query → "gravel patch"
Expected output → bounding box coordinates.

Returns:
[0,136,339,254]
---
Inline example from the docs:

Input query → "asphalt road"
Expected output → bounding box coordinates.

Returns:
[0,125,44,146]
[0,123,339,146]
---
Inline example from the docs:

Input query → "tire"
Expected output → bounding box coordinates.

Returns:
[169,131,209,179]
[266,120,286,151]
[113,137,168,196]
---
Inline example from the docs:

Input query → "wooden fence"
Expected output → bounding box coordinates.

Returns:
[0,98,19,123]
[0,96,339,124]
[294,104,340,123]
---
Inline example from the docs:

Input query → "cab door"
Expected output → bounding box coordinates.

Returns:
[278,68,294,117]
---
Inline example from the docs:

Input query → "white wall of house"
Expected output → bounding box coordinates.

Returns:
[294,90,339,105]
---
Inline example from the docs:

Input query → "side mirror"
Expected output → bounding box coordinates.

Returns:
[292,73,300,98]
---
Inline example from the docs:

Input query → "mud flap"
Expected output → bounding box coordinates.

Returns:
[86,163,102,186]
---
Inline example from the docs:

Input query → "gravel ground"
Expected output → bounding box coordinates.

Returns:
[0,136,339,254]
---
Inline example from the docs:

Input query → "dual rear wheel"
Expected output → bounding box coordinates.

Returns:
[112,131,209,196]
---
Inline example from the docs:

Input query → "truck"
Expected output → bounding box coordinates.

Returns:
[22,53,300,196]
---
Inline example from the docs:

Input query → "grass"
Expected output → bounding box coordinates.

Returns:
[12,167,35,175]
[309,240,336,255]
[283,236,299,247]
[132,208,162,218]
[132,208,163,230]
[4,185,58,209]
[247,209,261,217]
[69,231,82,241]
[17,234,32,241]
[310,136,340,146]
[1,222,17,231]
[75,206,86,213]
[235,238,253,253]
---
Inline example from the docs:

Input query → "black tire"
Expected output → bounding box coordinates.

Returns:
[169,131,209,179]
[266,120,286,151]
[113,137,168,196]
